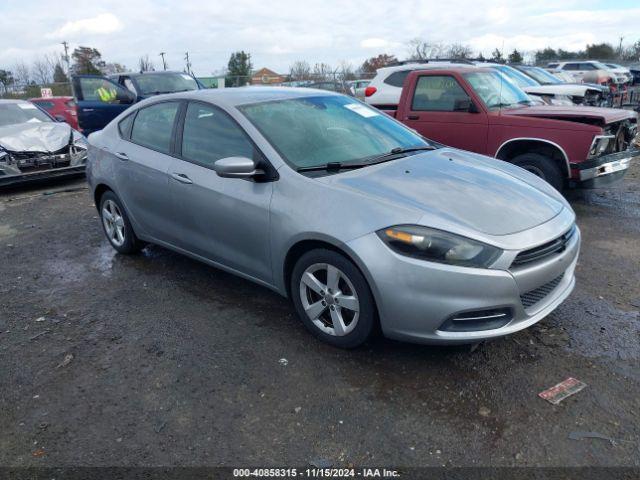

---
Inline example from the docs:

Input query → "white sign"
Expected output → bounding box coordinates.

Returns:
[344,103,379,118]
[40,87,53,98]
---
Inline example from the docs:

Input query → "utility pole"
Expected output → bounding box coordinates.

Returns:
[618,36,625,57]
[61,41,71,75]
[159,52,167,71]
[184,52,192,75]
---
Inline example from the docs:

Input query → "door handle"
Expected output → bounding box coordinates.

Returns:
[407,115,419,120]
[171,172,193,184]
[82,108,95,112]
[114,152,129,161]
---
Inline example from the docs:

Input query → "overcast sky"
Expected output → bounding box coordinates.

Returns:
[1,0,639,76]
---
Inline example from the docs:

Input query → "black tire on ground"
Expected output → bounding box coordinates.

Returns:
[98,190,145,254]
[511,153,565,191]
[290,248,377,349]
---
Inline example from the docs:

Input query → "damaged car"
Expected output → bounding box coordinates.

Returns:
[0,99,88,187]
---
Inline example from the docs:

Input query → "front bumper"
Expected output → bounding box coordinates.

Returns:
[348,223,580,345]
[0,164,86,187]
[573,147,639,189]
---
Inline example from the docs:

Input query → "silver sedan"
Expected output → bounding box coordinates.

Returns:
[87,87,580,348]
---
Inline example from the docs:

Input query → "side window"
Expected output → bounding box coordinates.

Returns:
[384,70,410,87]
[563,63,579,71]
[411,75,471,112]
[118,112,135,139]
[181,102,255,167]
[581,63,595,71]
[33,101,55,109]
[130,102,179,154]
[78,77,132,104]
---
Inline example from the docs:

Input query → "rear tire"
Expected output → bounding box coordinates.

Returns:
[291,249,376,349]
[99,191,145,254]
[512,153,564,191]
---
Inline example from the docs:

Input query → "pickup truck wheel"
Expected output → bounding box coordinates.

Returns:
[512,153,564,191]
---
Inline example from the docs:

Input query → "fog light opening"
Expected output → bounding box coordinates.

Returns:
[439,308,513,332]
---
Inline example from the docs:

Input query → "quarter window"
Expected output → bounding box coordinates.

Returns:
[181,102,255,167]
[130,102,179,154]
[118,113,135,139]
[411,75,471,111]
[384,70,410,87]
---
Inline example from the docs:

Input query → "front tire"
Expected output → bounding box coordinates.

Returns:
[291,249,376,348]
[99,191,144,254]
[512,153,565,191]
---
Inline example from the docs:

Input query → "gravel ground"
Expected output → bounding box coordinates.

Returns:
[0,163,639,468]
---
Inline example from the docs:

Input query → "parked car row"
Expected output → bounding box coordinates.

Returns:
[546,60,635,89]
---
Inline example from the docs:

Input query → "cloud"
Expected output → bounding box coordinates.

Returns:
[360,38,390,49]
[48,13,123,39]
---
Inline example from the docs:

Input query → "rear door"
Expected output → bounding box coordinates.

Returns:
[71,75,135,135]
[399,73,489,153]
[113,101,181,243]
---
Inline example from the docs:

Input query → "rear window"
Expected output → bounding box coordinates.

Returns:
[33,100,55,109]
[384,70,410,87]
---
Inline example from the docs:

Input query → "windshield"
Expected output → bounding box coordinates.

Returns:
[134,73,199,95]
[239,95,430,170]
[0,102,52,127]
[495,66,539,88]
[464,71,533,109]
[591,61,610,70]
[522,67,562,85]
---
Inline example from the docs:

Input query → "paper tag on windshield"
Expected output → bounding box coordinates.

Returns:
[18,103,38,109]
[344,103,379,118]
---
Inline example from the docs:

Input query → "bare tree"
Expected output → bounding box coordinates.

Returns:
[32,56,54,85]
[337,61,356,82]
[289,60,311,81]
[13,61,31,87]
[312,63,334,81]
[138,54,155,72]
[407,39,446,60]
[446,43,473,59]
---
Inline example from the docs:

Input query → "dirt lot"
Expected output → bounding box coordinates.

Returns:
[0,164,639,468]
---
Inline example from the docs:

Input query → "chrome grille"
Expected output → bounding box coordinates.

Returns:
[512,226,575,267]
[520,273,565,309]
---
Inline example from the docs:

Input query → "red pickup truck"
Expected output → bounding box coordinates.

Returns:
[393,67,639,190]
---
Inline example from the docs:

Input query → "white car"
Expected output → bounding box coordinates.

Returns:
[512,65,608,105]
[603,63,633,84]
[547,61,627,86]
[363,61,475,110]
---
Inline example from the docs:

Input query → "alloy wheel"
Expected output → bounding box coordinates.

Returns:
[299,263,360,336]
[102,199,126,247]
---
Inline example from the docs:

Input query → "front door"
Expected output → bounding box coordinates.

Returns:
[168,101,273,283]
[401,74,489,154]
[72,75,135,135]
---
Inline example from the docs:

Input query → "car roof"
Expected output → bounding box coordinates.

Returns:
[376,62,475,74]
[109,70,191,77]
[150,86,340,108]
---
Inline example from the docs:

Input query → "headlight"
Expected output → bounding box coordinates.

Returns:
[377,225,502,268]
[588,135,614,158]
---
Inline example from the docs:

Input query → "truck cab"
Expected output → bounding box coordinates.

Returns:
[72,71,201,135]
[395,67,639,190]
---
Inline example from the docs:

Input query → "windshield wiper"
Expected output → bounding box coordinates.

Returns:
[297,162,371,172]
[297,145,437,173]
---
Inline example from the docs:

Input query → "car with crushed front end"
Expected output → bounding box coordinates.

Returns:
[87,87,580,348]
[0,99,88,187]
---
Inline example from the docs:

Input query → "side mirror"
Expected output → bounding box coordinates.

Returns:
[454,98,480,113]
[213,156,260,178]
[55,115,66,122]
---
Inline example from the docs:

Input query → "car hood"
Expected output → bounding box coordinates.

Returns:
[0,121,72,152]
[322,148,566,236]
[501,105,635,125]
[523,84,600,96]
